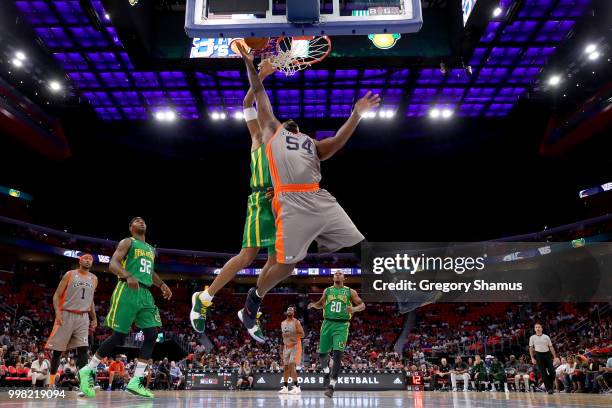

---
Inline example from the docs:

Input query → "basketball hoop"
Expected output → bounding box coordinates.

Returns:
[270,36,332,76]
[231,36,331,76]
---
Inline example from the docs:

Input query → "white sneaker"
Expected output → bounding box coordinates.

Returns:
[278,386,289,394]
[289,386,301,394]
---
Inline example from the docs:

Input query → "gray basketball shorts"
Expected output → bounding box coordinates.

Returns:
[45,311,89,351]
[272,189,364,264]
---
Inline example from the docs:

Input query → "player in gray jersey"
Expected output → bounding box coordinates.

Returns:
[279,307,304,394]
[46,254,98,387]
[234,43,379,342]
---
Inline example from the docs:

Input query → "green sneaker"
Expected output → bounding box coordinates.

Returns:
[77,366,96,398]
[237,309,265,343]
[126,376,154,398]
[190,289,213,333]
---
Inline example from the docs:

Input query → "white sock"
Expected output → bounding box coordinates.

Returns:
[330,379,336,387]
[87,356,101,370]
[134,362,147,377]
[198,289,213,303]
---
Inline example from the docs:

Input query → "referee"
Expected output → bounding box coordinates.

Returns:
[528,323,557,394]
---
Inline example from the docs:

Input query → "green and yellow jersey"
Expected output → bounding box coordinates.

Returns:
[122,237,155,287]
[323,286,352,321]
[249,144,272,191]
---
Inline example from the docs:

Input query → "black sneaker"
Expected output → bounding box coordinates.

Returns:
[238,288,265,343]
[324,384,335,398]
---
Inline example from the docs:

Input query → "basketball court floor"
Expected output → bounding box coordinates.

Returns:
[1,390,611,408]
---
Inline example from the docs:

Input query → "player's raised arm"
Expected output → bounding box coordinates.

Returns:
[52,271,72,326]
[307,290,327,310]
[243,59,277,145]
[348,289,366,313]
[315,91,380,161]
[236,43,280,141]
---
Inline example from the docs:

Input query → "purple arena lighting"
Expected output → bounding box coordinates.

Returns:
[131,72,160,88]
[15,0,592,120]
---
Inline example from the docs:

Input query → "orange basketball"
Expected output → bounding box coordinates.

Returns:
[244,37,270,50]
[230,38,249,54]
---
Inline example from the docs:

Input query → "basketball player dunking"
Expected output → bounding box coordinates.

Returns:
[46,254,97,388]
[279,306,304,394]
[234,43,377,343]
[78,217,172,398]
[190,60,277,340]
[308,270,365,397]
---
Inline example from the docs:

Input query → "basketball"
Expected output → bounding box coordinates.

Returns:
[244,37,270,50]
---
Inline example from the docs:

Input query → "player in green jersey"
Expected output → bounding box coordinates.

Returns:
[78,217,172,399]
[189,59,276,342]
[308,270,365,398]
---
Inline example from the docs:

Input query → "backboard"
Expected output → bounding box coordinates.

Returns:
[185,0,423,38]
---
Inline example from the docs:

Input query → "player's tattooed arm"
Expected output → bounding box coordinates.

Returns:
[315,91,380,161]
[348,289,366,314]
[236,43,280,141]
[52,271,72,326]
[152,272,172,300]
[307,291,326,310]
[110,238,141,290]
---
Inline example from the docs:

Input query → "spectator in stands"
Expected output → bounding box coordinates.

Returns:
[555,357,567,392]
[170,361,183,389]
[58,367,79,390]
[157,358,171,390]
[595,356,612,393]
[451,356,470,392]
[490,357,506,392]
[505,355,518,370]
[432,358,450,391]
[419,363,432,388]
[108,356,129,391]
[0,350,6,387]
[514,356,531,392]
[270,361,280,371]
[570,354,586,392]
[67,358,78,373]
[30,352,50,388]
[561,355,577,392]
[584,356,602,392]
[472,355,486,391]
[236,361,254,390]
[0,330,10,348]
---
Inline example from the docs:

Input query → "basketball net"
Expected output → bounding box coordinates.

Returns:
[267,36,332,76]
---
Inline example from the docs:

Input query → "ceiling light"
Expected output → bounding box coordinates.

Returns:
[548,75,561,86]
[49,81,62,91]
